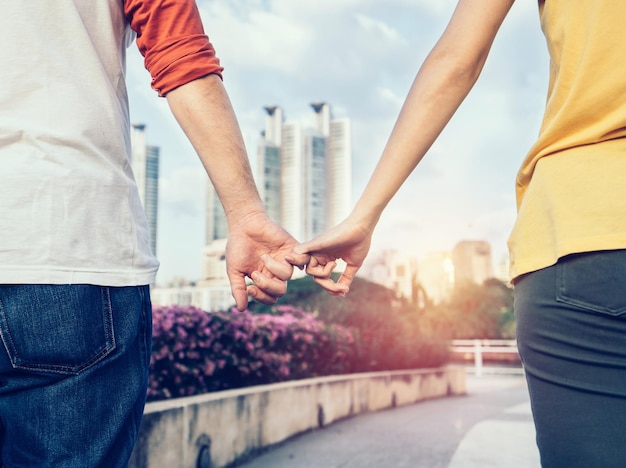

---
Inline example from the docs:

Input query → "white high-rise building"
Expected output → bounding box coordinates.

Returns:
[205,184,227,245]
[257,106,283,225]
[279,121,305,240]
[130,124,159,256]
[302,128,327,240]
[257,102,352,243]
[202,179,229,283]
[327,118,352,227]
[257,140,281,225]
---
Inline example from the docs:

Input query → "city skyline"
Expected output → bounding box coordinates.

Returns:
[125,0,548,285]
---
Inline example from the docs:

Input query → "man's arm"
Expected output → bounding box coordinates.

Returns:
[125,0,308,309]
[166,74,306,310]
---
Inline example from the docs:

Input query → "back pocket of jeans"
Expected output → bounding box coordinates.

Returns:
[556,250,626,317]
[0,285,116,374]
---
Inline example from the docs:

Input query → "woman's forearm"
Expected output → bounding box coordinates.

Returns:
[350,0,514,229]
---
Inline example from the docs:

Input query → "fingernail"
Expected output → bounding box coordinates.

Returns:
[251,272,260,282]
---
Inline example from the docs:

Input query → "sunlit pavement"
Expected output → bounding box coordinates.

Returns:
[237,370,540,468]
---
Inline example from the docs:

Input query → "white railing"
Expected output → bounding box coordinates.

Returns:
[450,339,520,376]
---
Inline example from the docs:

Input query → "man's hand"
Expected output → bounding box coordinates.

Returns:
[226,211,309,310]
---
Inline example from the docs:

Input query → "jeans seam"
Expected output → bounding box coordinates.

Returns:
[0,299,19,368]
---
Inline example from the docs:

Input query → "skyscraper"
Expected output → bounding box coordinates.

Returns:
[452,240,494,286]
[279,120,305,239]
[257,103,352,242]
[257,106,283,226]
[205,183,228,245]
[130,123,159,256]
[327,118,352,228]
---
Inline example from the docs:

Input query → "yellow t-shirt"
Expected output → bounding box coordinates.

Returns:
[508,0,626,279]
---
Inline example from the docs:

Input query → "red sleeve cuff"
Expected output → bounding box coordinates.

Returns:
[125,0,224,97]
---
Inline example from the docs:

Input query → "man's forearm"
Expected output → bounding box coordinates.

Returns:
[166,74,265,225]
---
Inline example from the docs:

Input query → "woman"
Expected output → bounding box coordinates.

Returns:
[286,1,626,466]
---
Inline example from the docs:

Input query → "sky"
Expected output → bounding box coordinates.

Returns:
[125,0,550,285]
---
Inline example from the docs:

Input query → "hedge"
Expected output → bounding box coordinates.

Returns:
[148,305,355,401]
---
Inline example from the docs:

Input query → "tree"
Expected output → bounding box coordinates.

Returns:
[422,278,514,339]
[249,275,450,370]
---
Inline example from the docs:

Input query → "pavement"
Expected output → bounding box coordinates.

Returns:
[447,372,540,468]
[237,370,540,467]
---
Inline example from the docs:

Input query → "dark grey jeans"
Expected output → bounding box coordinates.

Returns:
[515,250,626,468]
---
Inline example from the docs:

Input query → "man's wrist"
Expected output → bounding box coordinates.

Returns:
[226,205,269,229]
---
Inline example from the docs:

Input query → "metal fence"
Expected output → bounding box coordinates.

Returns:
[450,339,521,376]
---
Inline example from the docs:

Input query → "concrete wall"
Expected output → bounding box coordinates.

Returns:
[130,366,466,468]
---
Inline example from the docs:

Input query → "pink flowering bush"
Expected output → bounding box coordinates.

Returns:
[148,305,356,401]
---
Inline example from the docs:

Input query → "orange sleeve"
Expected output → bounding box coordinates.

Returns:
[124,0,224,96]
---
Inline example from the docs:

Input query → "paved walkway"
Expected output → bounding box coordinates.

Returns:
[238,372,540,467]
[448,374,540,467]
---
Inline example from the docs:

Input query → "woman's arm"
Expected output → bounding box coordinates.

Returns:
[291,0,515,294]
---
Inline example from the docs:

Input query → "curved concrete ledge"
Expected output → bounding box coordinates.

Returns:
[130,366,466,468]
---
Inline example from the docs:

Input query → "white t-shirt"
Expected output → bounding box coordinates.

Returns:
[0,0,222,286]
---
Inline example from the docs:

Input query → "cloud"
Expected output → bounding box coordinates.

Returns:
[356,14,404,43]
[199,3,314,75]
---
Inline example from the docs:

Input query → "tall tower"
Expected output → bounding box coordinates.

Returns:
[310,102,330,135]
[327,118,352,227]
[257,106,283,225]
[256,103,352,242]
[310,102,352,229]
[302,128,327,239]
[263,105,283,146]
[130,124,159,256]
[280,121,304,240]
[205,183,228,244]
[452,240,494,286]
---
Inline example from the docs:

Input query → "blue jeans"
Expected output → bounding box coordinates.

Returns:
[0,285,152,467]
[515,250,626,468]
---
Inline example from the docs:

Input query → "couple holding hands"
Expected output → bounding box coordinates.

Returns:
[4,0,625,465]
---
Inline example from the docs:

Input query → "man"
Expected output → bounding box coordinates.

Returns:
[0,0,301,465]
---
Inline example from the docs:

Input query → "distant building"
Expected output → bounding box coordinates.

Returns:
[359,249,417,300]
[150,283,234,313]
[257,102,352,243]
[452,240,494,286]
[200,239,228,283]
[327,118,352,228]
[417,251,455,304]
[130,124,159,256]
[257,143,281,225]
[205,184,228,245]
[279,120,305,240]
